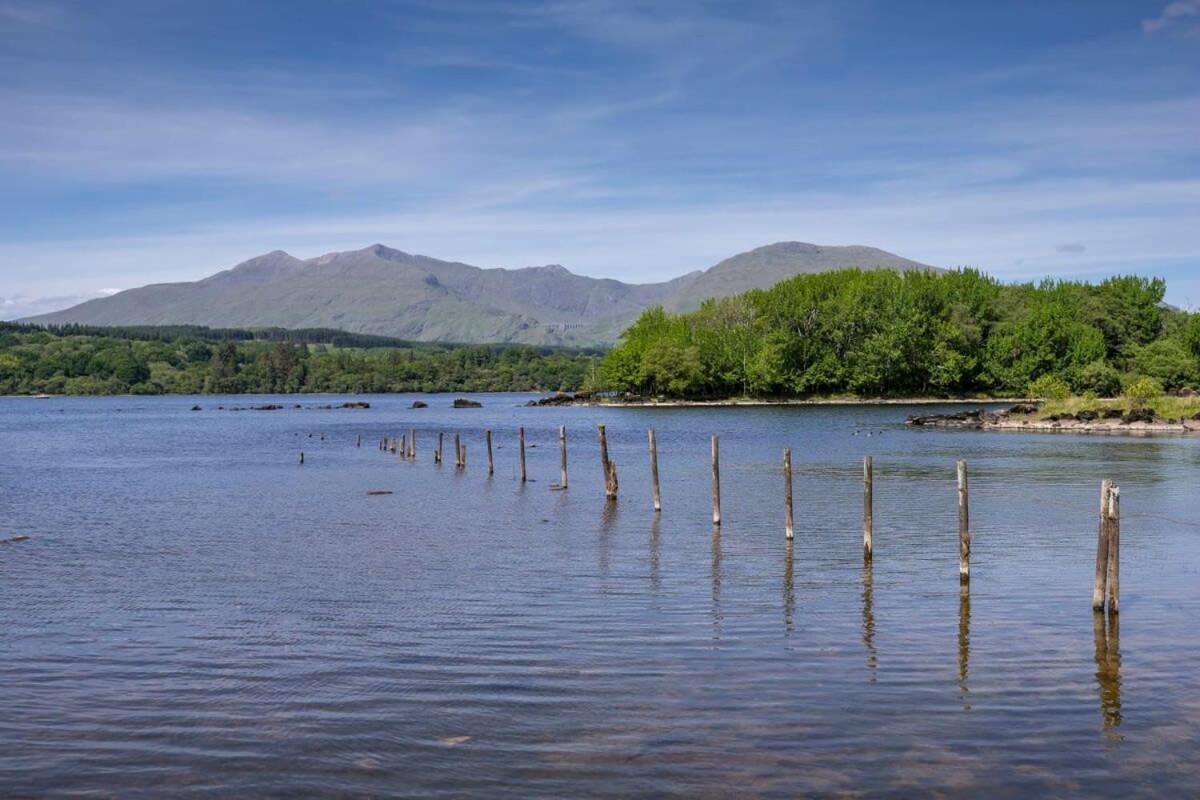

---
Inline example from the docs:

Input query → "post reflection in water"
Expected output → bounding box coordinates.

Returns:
[958,584,971,708]
[648,514,661,594]
[862,557,877,679]
[783,540,795,632]
[597,499,618,579]
[1093,612,1123,734]
[711,525,723,639]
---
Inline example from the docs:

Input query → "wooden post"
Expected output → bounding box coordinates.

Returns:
[357,434,362,448]
[559,425,568,489]
[597,424,617,499]
[399,434,406,460]
[486,429,494,476]
[460,445,467,469]
[1093,479,1113,611]
[1106,486,1120,614]
[863,455,874,559]
[408,429,416,459]
[783,448,794,541]
[957,460,970,584]
[299,451,304,465]
[648,429,661,512]
[711,435,721,526]
[454,433,462,468]
[519,427,527,483]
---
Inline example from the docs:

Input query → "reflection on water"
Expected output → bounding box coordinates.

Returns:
[1,394,1197,797]
[862,557,877,679]
[1094,612,1123,734]
[958,584,970,709]
[711,524,722,640]
[648,514,661,594]
[783,540,795,632]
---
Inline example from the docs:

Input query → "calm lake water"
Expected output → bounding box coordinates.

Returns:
[1,394,1198,797]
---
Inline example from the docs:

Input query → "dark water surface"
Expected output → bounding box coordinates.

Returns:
[2,394,1198,797]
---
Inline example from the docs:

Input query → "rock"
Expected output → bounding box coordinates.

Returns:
[1075,410,1098,422]
[0,535,31,545]
[906,408,1005,429]
[254,404,285,411]
[527,392,576,407]
[366,490,394,496]
[1123,408,1156,424]
[411,400,428,409]
[1008,403,1040,415]
[453,398,482,408]
[341,402,371,409]
[191,405,203,411]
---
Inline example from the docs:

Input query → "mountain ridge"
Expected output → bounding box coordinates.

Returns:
[24,242,936,345]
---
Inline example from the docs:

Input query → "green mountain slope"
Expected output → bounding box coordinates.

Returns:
[25,242,935,345]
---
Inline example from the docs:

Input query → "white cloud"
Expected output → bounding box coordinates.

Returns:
[0,291,111,320]
[1142,1,1200,33]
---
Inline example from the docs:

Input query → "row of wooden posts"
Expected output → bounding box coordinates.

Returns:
[349,424,1121,612]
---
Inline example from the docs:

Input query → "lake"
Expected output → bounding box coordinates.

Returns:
[1,394,1198,797]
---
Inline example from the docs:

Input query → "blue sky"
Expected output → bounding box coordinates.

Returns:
[1,0,1199,318]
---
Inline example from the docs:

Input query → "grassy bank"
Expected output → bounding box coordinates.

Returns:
[1033,395,1200,421]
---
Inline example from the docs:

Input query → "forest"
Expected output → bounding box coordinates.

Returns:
[0,322,595,395]
[4,269,1198,399]
[599,269,1200,399]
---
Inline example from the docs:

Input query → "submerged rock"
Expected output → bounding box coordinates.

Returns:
[453,398,482,408]
[411,400,428,409]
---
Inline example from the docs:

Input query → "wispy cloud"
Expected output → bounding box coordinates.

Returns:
[0,291,111,320]
[0,1,65,26]
[1143,1,1200,34]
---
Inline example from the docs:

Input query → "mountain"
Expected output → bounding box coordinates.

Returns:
[23,242,935,345]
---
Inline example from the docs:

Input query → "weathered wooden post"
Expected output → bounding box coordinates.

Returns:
[454,433,462,468]
[957,460,970,584]
[435,432,444,464]
[648,429,662,512]
[408,429,416,459]
[711,435,721,526]
[559,425,569,489]
[461,445,467,468]
[597,424,617,499]
[519,427,527,483]
[486,429,494,476]
[863,455,874,559]
[1106,485,1120,614]
[357,434,362,448]
[299,451,305,465]
[399,434,406,460]
[783,448,794,541]
[1093,479,1113,611]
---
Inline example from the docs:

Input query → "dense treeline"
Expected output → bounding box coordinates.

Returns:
[600,269,1200,399]
[0,321,514,350]
[0,325,594,395]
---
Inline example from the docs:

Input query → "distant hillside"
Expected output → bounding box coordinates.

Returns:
[24,242,935,345]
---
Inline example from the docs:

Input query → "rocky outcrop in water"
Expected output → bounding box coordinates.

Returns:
[453,398,482,408]
[907,404,1199,435]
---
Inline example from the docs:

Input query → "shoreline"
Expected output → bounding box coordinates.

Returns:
[541,396,1028,408]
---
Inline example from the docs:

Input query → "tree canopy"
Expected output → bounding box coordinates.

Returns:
[600,269,1195,398]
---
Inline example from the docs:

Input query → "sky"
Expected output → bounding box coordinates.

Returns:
[1,0,1199,319]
